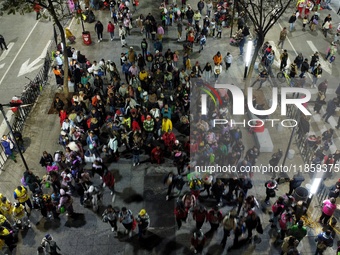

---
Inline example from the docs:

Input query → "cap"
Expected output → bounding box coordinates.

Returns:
[160,93,164,98]
[143,91,148,96]
[146,115,151,119]
[155,50,159,53]
[175,140,179,144]
[61,131,66,136]
[139,209,146,216]
[45,234,52,240]
[130,46,133,49]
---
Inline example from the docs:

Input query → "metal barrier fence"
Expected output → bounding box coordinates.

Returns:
[286,104,316,164]
[0,52,51,170]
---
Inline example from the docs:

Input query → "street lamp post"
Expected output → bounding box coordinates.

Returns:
[244,40,253,80]
[0,104,29,172]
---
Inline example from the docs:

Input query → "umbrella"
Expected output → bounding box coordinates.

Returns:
[187,171,201,181]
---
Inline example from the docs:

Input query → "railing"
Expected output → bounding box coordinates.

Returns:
[0,52,51,171]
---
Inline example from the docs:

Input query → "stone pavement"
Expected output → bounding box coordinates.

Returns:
[0,1,339,255]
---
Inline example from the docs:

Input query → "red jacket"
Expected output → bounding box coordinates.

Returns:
[193,208,207,222]
[132,120,141,131]
[103,171,115,188]
[151,147,163,160]
[174,207,187,219]
[107,23,115,33]
[191,235,206,248]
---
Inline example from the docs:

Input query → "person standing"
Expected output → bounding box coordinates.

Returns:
[202,62,212,81]
[198,34,206,53]
[319,197,337,225]
[299,58,309,78]
[107,21,115,41]
[0,34,8,50]
[141,38,148,59]
[224,52,233,71]
[312,64,322,88]
[191,229,206,254]
[288,174,305,195]
[279,49,288,71]
[1,135,17,163]
[41,234,61,255]
[278,27,287,49]
[264,179,278,205]
[95,21,104,42]
[288,13,297,31]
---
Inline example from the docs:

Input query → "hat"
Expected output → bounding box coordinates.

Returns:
[143,91,148,96]
[139,209,146,216]
[45,234,52,240]
[175,140,179,144]
[155,50,159,53]
[130,46,133,49]
[61,131,66,136]
[160,93,164,98]
[60,189,66,195]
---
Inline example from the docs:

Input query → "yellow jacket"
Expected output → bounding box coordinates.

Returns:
[162,118,173,132]
[14,186,29,203]
[0,200,12,217]
[12,204,26,219]
[0,214,7,225]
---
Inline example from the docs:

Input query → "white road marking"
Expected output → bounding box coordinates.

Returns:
[0,18,42,85]
[0,43,14,62]
[18,40,52,77]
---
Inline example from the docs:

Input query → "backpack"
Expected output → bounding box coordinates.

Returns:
[243,26,250,36]
[272,202,284,213]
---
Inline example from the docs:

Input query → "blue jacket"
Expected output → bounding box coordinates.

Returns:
[1,138,14,156]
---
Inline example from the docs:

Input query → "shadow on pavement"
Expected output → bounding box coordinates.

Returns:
[64,213,86,228]
[121,187,144,204]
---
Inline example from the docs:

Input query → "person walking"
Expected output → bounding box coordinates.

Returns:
[13,185,32,212]
[0,34,8,50]
[119,25,127,47]
[325,42,337,62]
[141,38,148,59]
[202,62,212,81]
[224,52,233,71]
[107,21,115,41]
[299,58,309,78]
[319,197,337,225]
[192,205,207,230]
[102,169,115,201]
[177,20,183,41]
[136,209,150,240]
[278,27,288,49]
[322,20,332,38]
[95,21,104,42]
[41,234,61,255]
[220,212,237,248]
[1,135,17,163]
[289,220,307,242]
[322,98,337,123]
[119,207,134,237]
[314,91,326,114]
[213,63,222,80]
[315,230,334,255]
[102,205,120,236]
[198,34,206,53]
[250,70,268,90]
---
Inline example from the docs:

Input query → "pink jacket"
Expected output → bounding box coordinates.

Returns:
[322,200,337,216]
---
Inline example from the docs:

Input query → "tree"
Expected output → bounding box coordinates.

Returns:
[1,0,70,95]
[236,0,293,92]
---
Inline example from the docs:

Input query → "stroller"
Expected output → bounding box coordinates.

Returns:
[230,33,243,47]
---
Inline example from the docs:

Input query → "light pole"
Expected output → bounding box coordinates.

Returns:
[244,40,253,80]
[0,104,29,172]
